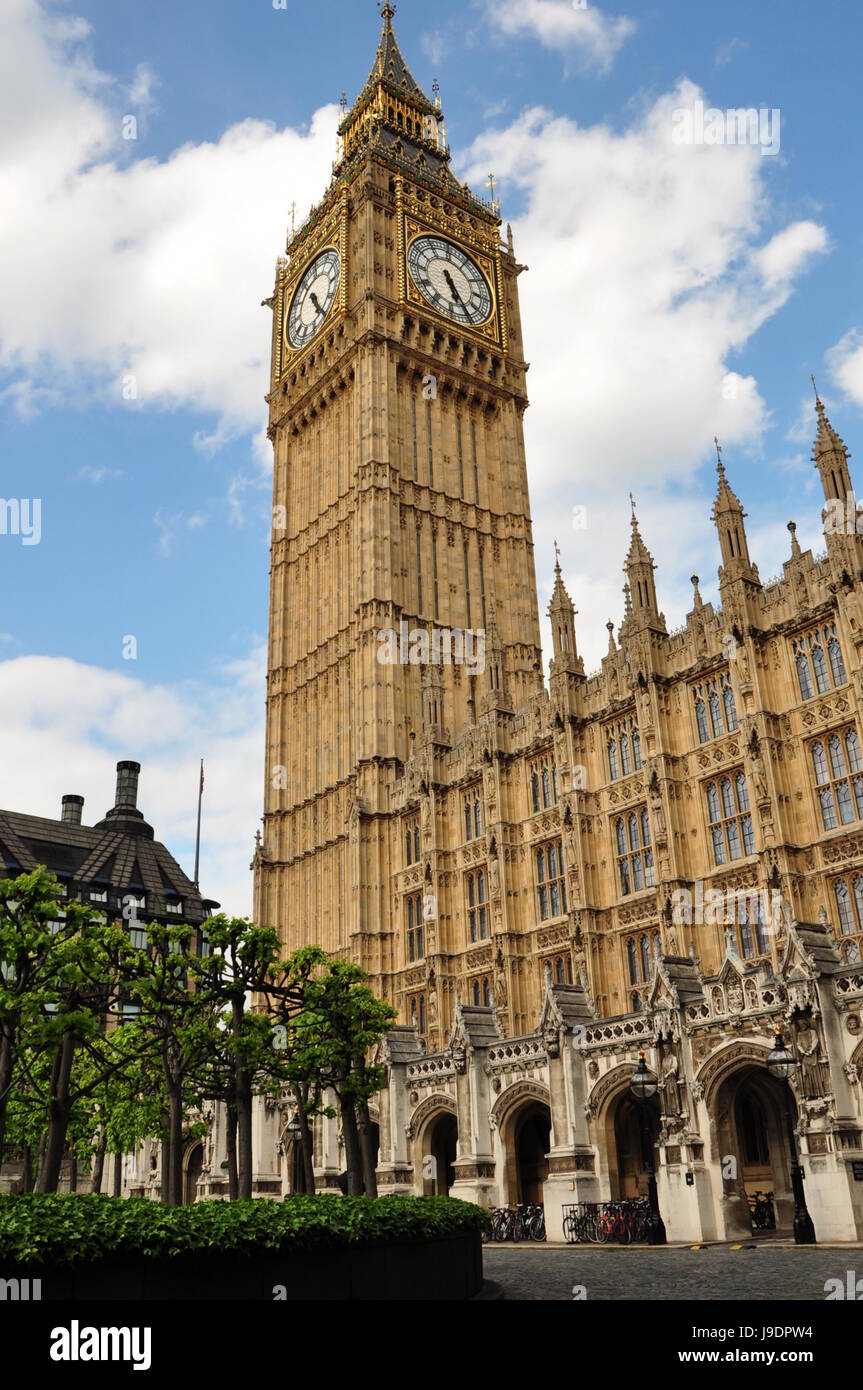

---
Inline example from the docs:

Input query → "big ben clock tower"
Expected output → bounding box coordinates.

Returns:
[255,4,544,1025]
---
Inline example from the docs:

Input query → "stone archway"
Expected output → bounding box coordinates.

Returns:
[182,1141,204,1206]
[711,1063,796,1238]
[604,1088,660,1200]
[492,1082,553,1206]
[409,1093,458,1194]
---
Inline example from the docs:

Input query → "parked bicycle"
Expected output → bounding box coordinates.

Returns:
[484,1203,546,1243]
[562,1198,653,1245]
[748,1189,776,1231]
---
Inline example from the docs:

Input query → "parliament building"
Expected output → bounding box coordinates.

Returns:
[241,6,863,1242]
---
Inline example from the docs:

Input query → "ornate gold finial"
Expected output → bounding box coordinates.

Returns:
[486,172,497,200]
[289,201,297,237]
[378,1,396,22]
[714,435,725,475]
[432,76,441,111]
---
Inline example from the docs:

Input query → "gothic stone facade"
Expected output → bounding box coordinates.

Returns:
[247,10,863,1241]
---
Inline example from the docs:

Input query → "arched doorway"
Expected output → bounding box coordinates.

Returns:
[182,1142,203,1206]
[609,1093,660,1199]
[425,1112,457,1195]
[514,1104,551,1204]
[713,1064,794,1237]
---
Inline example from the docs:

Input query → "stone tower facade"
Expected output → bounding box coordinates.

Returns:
[251,12,863,1242]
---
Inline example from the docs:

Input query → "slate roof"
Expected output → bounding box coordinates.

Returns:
[0,763,218,929]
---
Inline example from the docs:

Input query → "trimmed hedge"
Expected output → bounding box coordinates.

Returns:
[0,1193,491,1270]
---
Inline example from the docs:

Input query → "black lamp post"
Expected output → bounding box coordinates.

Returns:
[766,1026,816,1245]
[629,1051,667,1246]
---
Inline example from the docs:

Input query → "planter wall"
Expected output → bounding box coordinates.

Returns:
[19,1231,482,1301]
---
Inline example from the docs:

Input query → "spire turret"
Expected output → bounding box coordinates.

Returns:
[620,497,666,635]
[811,376,853,508]
[711,438,760,589]
[548,542,582,674]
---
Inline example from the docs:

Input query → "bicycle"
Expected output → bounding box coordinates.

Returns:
[749,1189,776,1231]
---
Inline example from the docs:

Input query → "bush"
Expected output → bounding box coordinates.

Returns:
[0,1193,491,1269]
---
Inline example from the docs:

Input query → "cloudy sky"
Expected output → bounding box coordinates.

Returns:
[1,0,861,915]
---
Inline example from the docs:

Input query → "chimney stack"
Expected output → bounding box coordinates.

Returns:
[61,794,84,826]
[114,761,141,811]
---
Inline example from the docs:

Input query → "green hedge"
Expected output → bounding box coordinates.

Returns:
[0,1193,491,1269]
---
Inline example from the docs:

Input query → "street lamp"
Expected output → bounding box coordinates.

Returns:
[629,1051,667,1245]
[766,1026,816,1245]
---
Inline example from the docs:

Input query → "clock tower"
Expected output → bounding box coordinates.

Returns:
[255,5,543,1006]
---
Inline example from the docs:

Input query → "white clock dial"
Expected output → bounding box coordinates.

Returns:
[407,235,493,327]
[286,248,340,349]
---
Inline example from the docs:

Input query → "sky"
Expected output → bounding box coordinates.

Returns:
[1,0,862,916]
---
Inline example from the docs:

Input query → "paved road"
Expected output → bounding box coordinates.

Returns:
[482,1243,863,1301]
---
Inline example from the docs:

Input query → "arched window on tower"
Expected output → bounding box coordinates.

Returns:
[695,698,710,744]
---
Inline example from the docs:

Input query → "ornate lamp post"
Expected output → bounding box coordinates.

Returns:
[765,1026,816,1245]
[629,1051,667,1245]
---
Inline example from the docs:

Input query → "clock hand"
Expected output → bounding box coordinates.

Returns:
[443,269,462,303]
[310,291,325,316]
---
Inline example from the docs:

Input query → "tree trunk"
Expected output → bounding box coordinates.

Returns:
[340,1095,363,1196]
[167,1081,183,1206]
[357,1093,378,1198]
[297,1090,316,1195]
[21,1140,33,1192]
[0,1028,16,1163]
[68,1155,78,1193]
[36,1032,75,1193]
[112,1151,123,1197]
[35,1130,47,1189]
[225,1101,239,1201]
[90,1134,107,1193]
[233,998,254,1200]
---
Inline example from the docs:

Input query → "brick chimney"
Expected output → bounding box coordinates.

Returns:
[61,794,84,825]
[114,761,141,811]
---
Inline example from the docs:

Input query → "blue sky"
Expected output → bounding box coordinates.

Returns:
[0,0,861,913]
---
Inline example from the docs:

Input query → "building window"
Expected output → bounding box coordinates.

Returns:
[463,541,472,628]
[692,672,737,744]
[606,716,641,780]
[625,931,658,1011]
[416,527,423,614]
[614,810,654,895]
[410,994,427,1036]
[832,876,863,962]
[466,870,488,941]
[536,840,567,921]
[165,900,183,915]
[89,888,108,903]
[529,754,558,813]
[705,774,755,865]
[734,897,770,959]
[471,977,491,1007]
[432,530,440,620]
[407,893,424,962]
[811,730,863,830]
[464,790,483,841]
[793,623,847,701]
[404,816,420,866]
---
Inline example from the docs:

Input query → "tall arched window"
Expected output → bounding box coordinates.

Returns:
[608,738,619,780]
[812,642,829,694]
[853,876,863,930]
[483,977,491,1006]
[555,956,565,985]
[797,652,814,701]
[829,637,847,687]
[640,934,652,981]
[723,681,738,732]
[627,937,639,984]
[709,691,723,738]
[472,980,480,1006]
[846,729,862,773]
[632,729,642,770]
[835,880,854,934]
[695,699,710,744]
[620,734,631,776]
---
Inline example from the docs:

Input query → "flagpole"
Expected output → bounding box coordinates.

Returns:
[194,759,204,889]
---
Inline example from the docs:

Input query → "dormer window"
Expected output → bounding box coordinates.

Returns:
[165,900,183,915]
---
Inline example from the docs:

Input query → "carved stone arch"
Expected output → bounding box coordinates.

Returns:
[489,1078,551,1132]
[409,1090,456,1139]
[850,1035,863,1075]
[586,1061,638,1122]
[695,1038,775,1112]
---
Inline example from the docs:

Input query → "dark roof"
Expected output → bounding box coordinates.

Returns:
[0,771,217,927]
[354,8,437,117]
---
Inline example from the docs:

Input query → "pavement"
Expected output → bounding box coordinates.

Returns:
[481,1241,863,1301]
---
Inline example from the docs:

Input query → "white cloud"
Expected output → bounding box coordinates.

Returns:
[828,329,863,408]
[714,37,748,68]
[0,0,336,440]
[78,464,123,484]
[0,649,265,916]
[460,82,829,663]
[484,0,636,72]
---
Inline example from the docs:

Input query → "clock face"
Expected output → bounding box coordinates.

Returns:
[407,236,493,327]
[286,248,340,349]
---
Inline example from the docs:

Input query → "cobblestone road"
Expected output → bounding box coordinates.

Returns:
[482,1243,863,1301]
